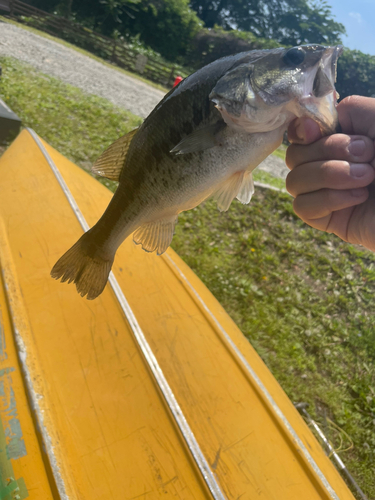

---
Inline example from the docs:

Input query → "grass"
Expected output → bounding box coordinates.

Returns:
[253,169,286,190]
[272,143,287,160]
[0,56,141,184]
[174,195,375,498]
[0,55,374,498]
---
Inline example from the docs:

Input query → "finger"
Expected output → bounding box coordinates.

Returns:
[288,118,322,144]
[293,187,369,221]
[286,161,375,197]
[338,96,375,139]
[303,207,355,237]
[286,134,375,170]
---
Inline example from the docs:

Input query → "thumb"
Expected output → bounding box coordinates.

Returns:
[287,117,322,145]
[338,96,375,139]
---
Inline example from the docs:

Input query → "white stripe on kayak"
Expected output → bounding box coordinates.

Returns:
[164,253,341,500]
[28,128,227,500]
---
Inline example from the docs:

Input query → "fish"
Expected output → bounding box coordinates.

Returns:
[51,44,342,299]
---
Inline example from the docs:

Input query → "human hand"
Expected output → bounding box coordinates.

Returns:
[286,96,375,251]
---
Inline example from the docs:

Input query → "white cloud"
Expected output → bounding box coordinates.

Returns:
[349,12,362,23]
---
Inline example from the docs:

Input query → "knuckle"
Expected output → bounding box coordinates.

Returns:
[340,95,362,109]
[324,133,347,151]
[325,188,338,206]
[359,136,375,160]
[339,96,353,109]
[320,160,338,183]
[322,134,355,161]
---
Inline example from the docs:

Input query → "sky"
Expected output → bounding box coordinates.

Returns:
[328,0,375,55]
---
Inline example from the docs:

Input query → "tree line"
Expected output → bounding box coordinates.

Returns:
[24,0,375,99]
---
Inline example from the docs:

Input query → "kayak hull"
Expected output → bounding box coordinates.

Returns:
[0,130,354,500]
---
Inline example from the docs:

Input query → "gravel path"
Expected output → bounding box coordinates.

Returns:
[0,21,288,180]
[0,22,164,119]
[256,155,289,180]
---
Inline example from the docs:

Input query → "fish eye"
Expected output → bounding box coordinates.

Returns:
[283,47,305,67]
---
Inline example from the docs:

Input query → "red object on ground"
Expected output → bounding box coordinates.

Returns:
[173,76,183,87]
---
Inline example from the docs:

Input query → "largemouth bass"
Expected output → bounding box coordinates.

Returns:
[52,44,342,299]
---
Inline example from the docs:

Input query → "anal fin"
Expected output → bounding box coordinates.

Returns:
[133,216,177,255]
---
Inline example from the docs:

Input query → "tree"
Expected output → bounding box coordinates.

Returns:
[189,0,346,46]
[23,0,61,11]
[336,50,375,100]
[124,0,202,60]
[187,26,280,68]
[23,0,140,30]
[70,0,141,34]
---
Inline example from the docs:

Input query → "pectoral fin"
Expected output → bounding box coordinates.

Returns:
[92,128,139,181]
[133,216,177,255]
[170,122,226,155]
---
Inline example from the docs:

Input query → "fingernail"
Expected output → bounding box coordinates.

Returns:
[351,188,367,197]
[350,163,368,178]
[348,140,366,157]
[295,121,305,141]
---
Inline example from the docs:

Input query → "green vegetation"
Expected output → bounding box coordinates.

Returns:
[125,0,202,60]
[0,57,141,182]
[173,193,375,498]
[337,49,375,102]
[190,0,345,46]
[0,55,374,498]
[272,143,287,160]
[12,1,375,99]
[186,25,281,69]
[253,169,286,190]
[25,0,345,62]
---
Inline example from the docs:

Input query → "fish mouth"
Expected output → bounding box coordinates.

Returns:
[331,45,343,82]
[300,45,343,134]
[312,45,343,98]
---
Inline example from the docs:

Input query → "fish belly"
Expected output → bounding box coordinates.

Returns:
[174,125,284,213]
[98,125,284,256]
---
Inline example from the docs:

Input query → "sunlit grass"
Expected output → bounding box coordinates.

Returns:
[0,56,141,176]
[253,168,286,190]
[272,143,287,160]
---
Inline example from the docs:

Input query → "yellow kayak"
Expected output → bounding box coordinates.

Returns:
[0,129,354,500]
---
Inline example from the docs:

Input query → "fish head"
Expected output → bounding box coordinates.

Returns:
[210,45,343,135]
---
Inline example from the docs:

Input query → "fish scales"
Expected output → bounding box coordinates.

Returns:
[100,55,273,231]
[52,45,342,299]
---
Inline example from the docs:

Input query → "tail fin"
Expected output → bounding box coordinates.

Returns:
[51,231,114,300]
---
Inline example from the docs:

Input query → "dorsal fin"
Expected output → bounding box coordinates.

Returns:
[92,128,139,181]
